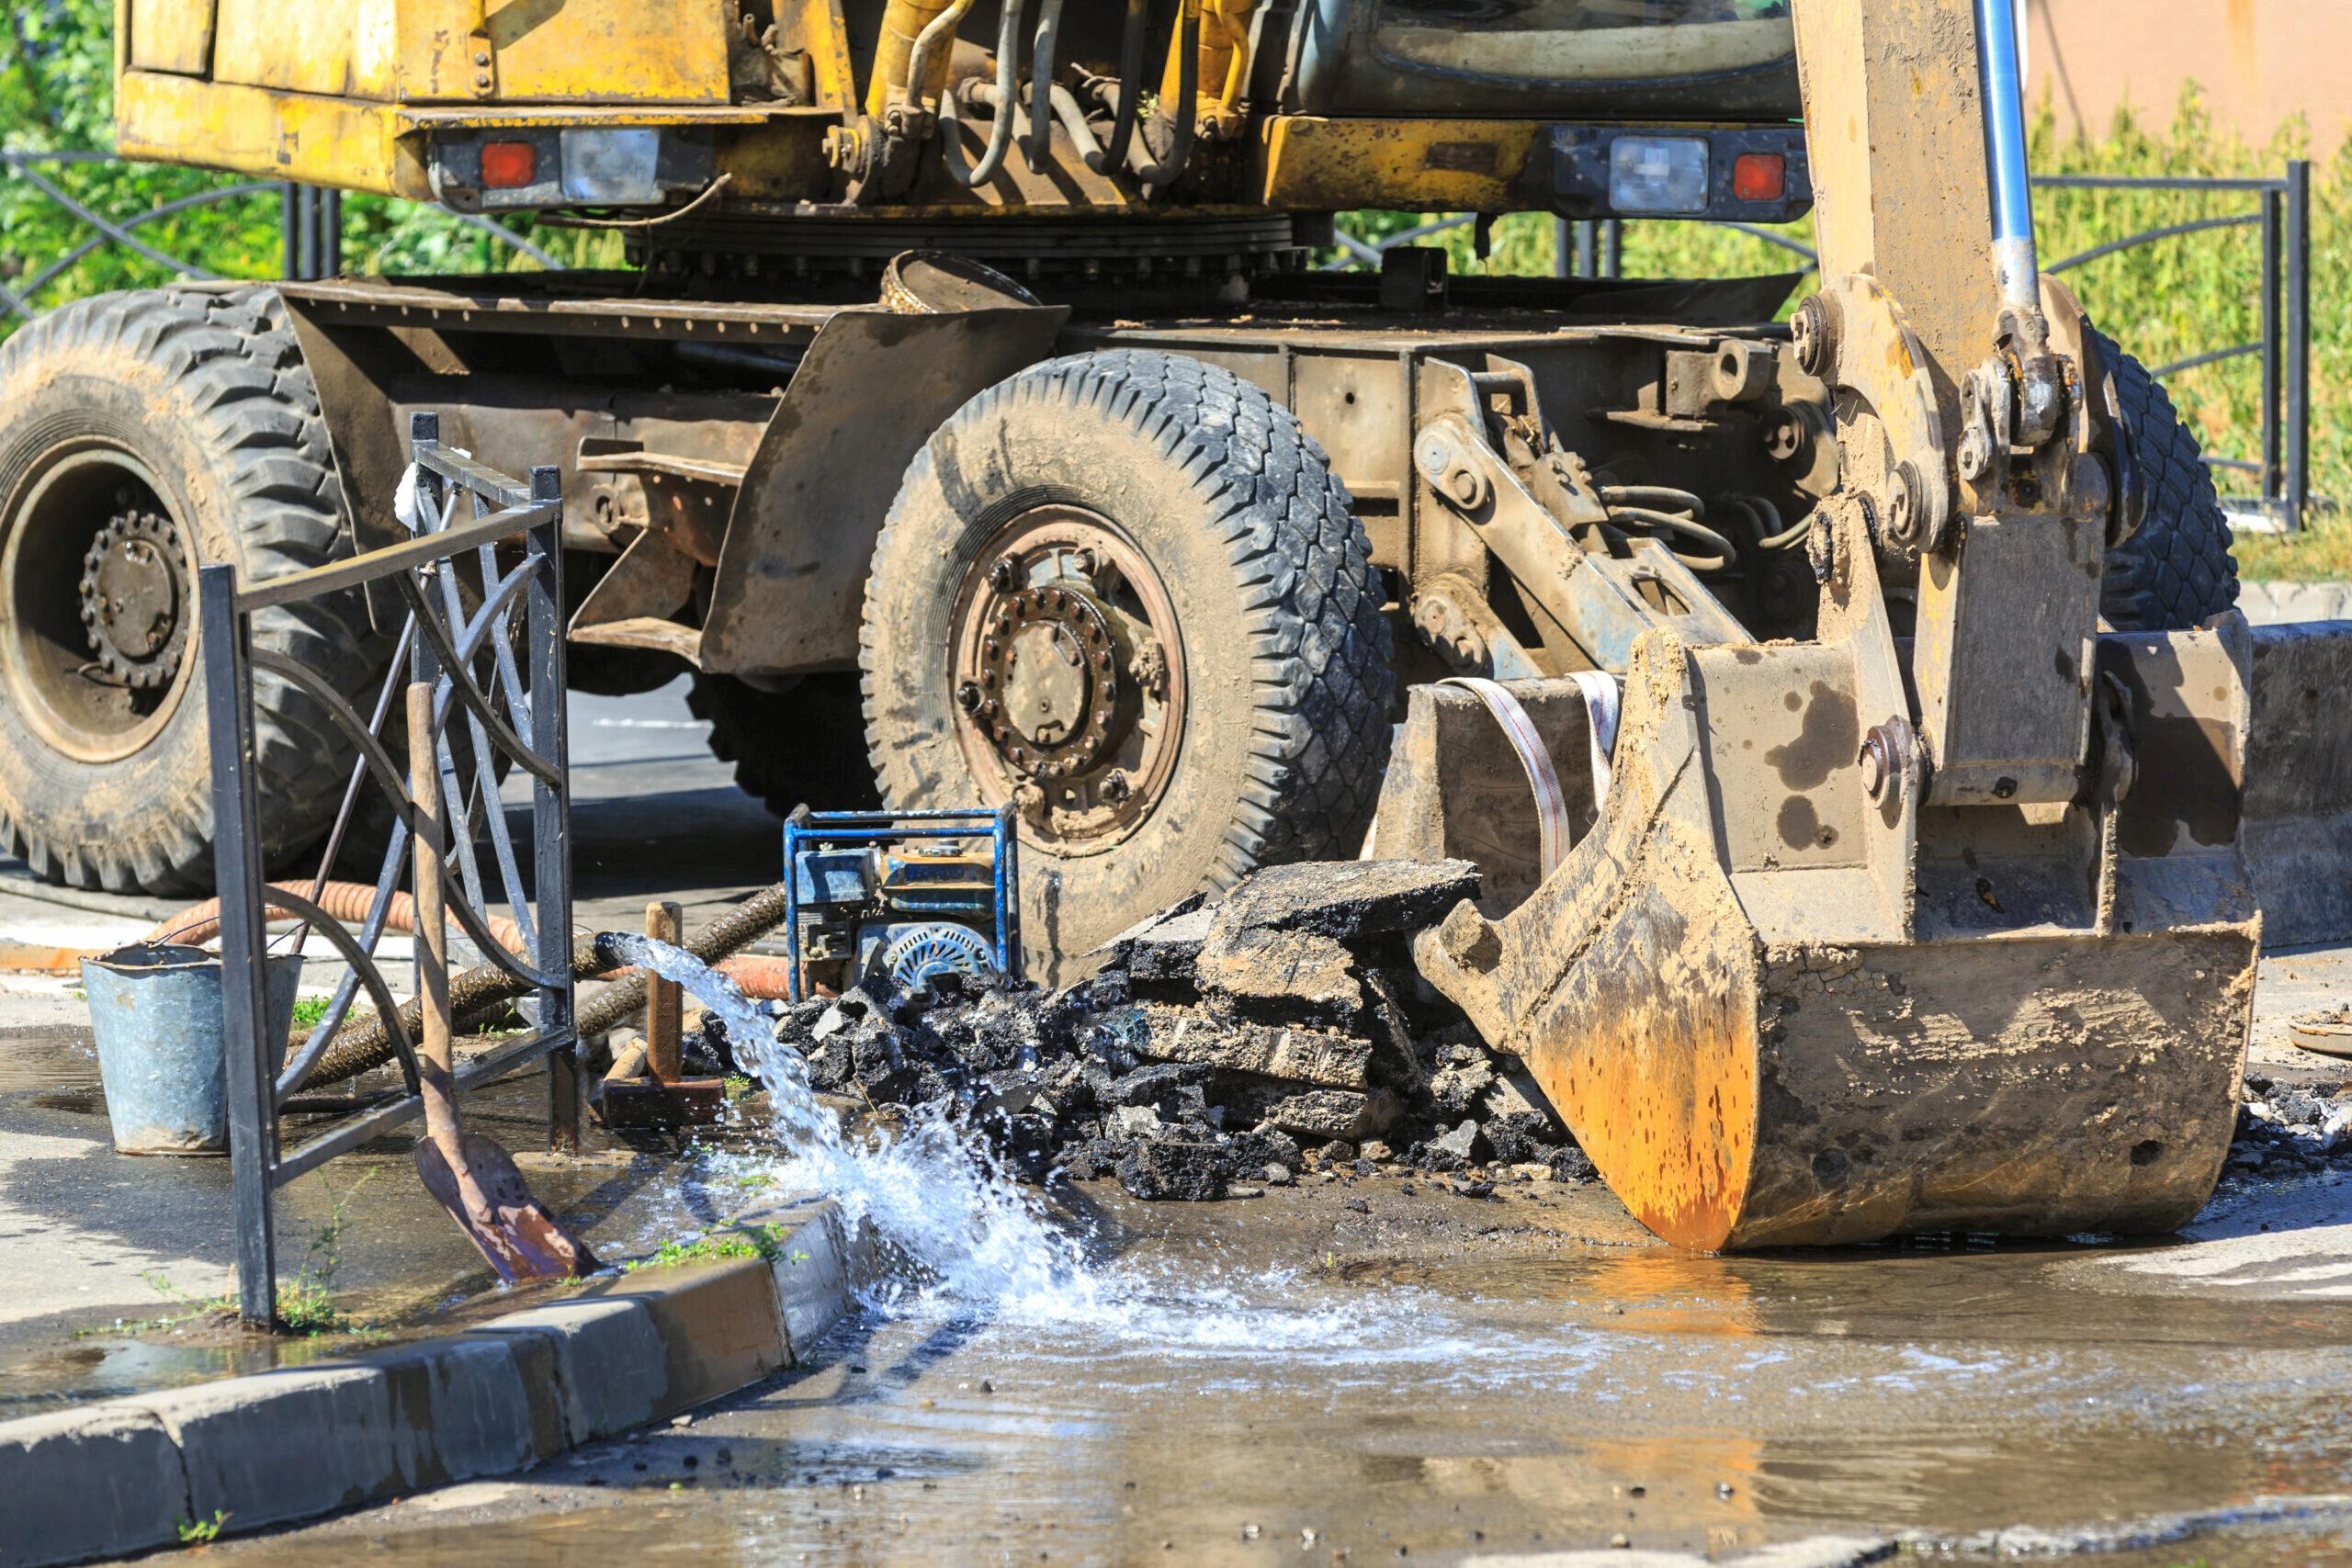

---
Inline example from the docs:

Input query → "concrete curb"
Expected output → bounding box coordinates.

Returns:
[0,1196,866,1568]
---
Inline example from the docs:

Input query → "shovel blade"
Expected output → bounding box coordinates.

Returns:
[416,1134,599,1283]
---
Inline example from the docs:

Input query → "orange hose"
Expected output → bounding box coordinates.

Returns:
[715,953,820,999]
[146,880,527,955]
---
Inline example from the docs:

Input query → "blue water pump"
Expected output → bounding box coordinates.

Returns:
[781,807,1022,1002]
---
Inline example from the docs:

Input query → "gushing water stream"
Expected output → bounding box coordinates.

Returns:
[594,933,1100,1312]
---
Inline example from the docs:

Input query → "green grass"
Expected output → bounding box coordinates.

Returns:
[0,0,622,324]
[624,1222,811,1273]
[175,1510,227,1545]
[1335,85,2352,583]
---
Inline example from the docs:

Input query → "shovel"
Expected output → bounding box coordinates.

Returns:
[405,682,597,1283]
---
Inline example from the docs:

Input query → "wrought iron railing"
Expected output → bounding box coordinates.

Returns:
[1332,162,2315,530]
[204,421,573,1327]
[0,151,564,314]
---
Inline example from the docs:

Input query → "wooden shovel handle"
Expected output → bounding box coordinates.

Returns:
[407,683,465,1156]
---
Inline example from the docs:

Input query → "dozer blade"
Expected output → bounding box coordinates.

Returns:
[1388,504,2261,1252]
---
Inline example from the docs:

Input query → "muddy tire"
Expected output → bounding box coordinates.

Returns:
[860,349,1394,981]
[688,671,882,814]
[2095,326,2239,631]
[0,287,379,893]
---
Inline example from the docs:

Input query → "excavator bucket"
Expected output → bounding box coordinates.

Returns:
[1387,571,2262,1249]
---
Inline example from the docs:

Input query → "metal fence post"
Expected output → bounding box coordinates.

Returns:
[200,563,277,1328]
[1601,219,1623,278]
[527,463,579,1153]
[279,182,299,281]
[2284,158,2311,533]
[2261,186,2282,510]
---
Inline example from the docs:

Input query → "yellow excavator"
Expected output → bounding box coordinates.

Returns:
[0,0,2343,1246]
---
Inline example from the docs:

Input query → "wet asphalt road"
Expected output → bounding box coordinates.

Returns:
[173,1167,2352,1567]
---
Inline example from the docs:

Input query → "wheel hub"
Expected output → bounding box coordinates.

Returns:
[948,510,1185,851]
[968,582,1125,775]
[79,511,187,689]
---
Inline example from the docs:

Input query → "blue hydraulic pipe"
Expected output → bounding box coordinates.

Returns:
[1974,0,2040,311]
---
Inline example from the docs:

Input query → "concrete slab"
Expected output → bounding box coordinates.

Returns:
[0,1402,187,1567]
[138,1363,401,1530]
[366,1335,540,1486]
[734,1199,863,1356]
[460,1296,667,1446]
[589,1258,786,1417]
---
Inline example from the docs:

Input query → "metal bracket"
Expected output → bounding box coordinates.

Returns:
[1792,275,1952,554]
[1413,360,1746,673]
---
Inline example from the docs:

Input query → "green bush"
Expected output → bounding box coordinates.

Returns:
[0,0,616,321]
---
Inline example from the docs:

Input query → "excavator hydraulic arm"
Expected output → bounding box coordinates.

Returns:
[1386,0,2262,1249]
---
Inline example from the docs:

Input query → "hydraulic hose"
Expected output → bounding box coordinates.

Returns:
[944,0,1023,187]
[296,879,797,1089]
[1600,485,1736,575]
[1097,0,1149,174]
[147,880,526,958]
[1023,0,1067,174]
[1129,0,1199,190]
[1049,84,1103,172]
[899,0,975,117]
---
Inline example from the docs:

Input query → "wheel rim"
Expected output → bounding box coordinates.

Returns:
[946,505,1187,855]
[0,444,197,763]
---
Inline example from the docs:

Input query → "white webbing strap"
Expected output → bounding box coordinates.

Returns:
[1442,677,1572,881]
[1566,670,1621,814]
[1439,673,1621,883]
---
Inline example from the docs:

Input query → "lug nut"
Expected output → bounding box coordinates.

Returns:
[988,557,1014,589]
[1103,772,1131,803]
[956,681,983,713]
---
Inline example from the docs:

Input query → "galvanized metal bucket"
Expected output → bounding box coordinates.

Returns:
[79,943,303,1156]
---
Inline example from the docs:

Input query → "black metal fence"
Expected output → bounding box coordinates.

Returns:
[1335,163,2316,530]
[203,423,573,1328]
[0,152,562,312]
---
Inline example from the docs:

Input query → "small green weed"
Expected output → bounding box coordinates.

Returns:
[625,1223,795,1272]
[723,1074,753,1101]
[110,1175,379,1337]
[175,1509,227,1544]
[290,994,333,1029]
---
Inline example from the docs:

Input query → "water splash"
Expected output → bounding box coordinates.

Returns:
[594,933,1096,1310]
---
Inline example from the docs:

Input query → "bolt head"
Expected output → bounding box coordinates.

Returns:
[1859,736,1888,798]
[987,557,1014,591]
[1414,433,1453,485]
[956,680,983,713]
[473,51,490,65]
[474,72,492,88]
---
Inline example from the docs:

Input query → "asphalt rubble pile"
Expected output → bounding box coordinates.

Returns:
[2230,1070,2352,1180]
[763,858,1599,1201]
